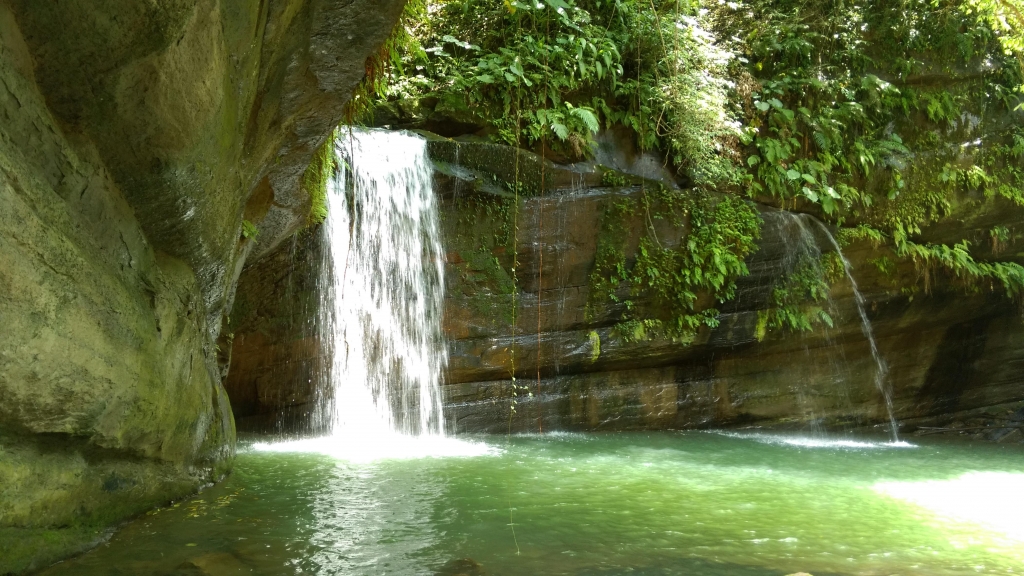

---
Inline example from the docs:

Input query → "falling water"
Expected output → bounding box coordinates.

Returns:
[319,128,447,438]
[764,211,844,437]
[813,221,901,442]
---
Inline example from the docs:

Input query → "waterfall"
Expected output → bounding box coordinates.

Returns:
[759,211,900,441]
[814,222,900,442]
[764,211,845,436]
[318,128,447,438]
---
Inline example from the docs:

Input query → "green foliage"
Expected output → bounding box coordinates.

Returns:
[588,186,761,342]
[756,253,835,341]
[990,225,1012,254]
[739,0,1019,217]
[737,0,1024,302]
[376,0,741,182]
[304,132,337,226]
[600,169,632,187]
[896,239,1024,297]
[241,220,259,241]
[376,0,1024,347]
[967,0,1024,101]
[345,0,427,122]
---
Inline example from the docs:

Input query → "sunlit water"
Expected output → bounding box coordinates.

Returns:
[41,432,1024,576]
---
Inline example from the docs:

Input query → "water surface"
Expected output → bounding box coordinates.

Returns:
[40,432,1024,575]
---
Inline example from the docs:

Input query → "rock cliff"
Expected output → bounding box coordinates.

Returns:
[227,130,1024,440]
[434,141,1024,435]
[0,0,404,572]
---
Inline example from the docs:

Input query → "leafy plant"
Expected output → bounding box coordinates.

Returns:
[241,220,259,241]
[371,0,742,182]
[587,185,761,342]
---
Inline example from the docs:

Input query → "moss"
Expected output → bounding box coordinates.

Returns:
[303,131,337,227]
[0,527,102,574]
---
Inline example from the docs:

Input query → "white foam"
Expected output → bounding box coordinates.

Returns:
[715,431,916,450]
[250,434,498,463]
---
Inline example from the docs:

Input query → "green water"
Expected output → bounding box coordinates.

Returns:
[40,432,1024,576]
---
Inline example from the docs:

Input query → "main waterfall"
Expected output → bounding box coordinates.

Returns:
[318,128,447,437]
[256,129,493,460]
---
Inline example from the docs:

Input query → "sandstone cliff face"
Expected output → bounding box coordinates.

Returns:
[0,1,403,572]
[435,143,1024,435]
[226,131,1024,441]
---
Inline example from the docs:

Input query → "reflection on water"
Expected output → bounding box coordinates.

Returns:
[715,430,917,449]
[875,471,1024,544]
[39,432,1024,576]
[305,459,443,574]
[252,434,497,463]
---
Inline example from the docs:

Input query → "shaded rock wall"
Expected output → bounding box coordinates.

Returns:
[224,230,329,434]
[0,0,404,572]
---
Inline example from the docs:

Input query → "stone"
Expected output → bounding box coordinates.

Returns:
[435,558,487,576]
[180,552,253,575]
[224,229,329,434]
[0,0,405,572]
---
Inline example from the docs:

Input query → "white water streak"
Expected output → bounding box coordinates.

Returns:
[814,222,900,441]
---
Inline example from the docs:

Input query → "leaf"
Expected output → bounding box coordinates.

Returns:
[786,169,801,181]
[755,101,771,112]
[441,35,476,50]
[821,195,837,215]
[570,107,600,132]
[550,122,569,140]
[747,155,760,167]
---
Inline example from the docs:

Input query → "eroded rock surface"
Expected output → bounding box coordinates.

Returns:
[0,0,403,572]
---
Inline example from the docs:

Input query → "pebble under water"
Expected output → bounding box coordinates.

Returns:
[39,432,1024,576]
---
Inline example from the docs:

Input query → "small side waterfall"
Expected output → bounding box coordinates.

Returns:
[764,211,845,436]
[814,223,900,441]
[319,128,447,439]
[759,211,900,442]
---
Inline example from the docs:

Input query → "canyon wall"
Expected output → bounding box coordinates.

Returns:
[227,134,1024,440]
[0,0,404,572]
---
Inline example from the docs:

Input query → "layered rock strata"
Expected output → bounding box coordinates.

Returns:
[227,134,1024,440]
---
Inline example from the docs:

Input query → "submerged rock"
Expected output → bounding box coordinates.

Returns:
[179,552,253,576]
[435,558,487,576]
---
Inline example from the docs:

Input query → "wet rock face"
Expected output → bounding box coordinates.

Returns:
[7,0,406,338]
[0,1,403,572]
[435,139,1024,435]
[226,133,1024,438]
